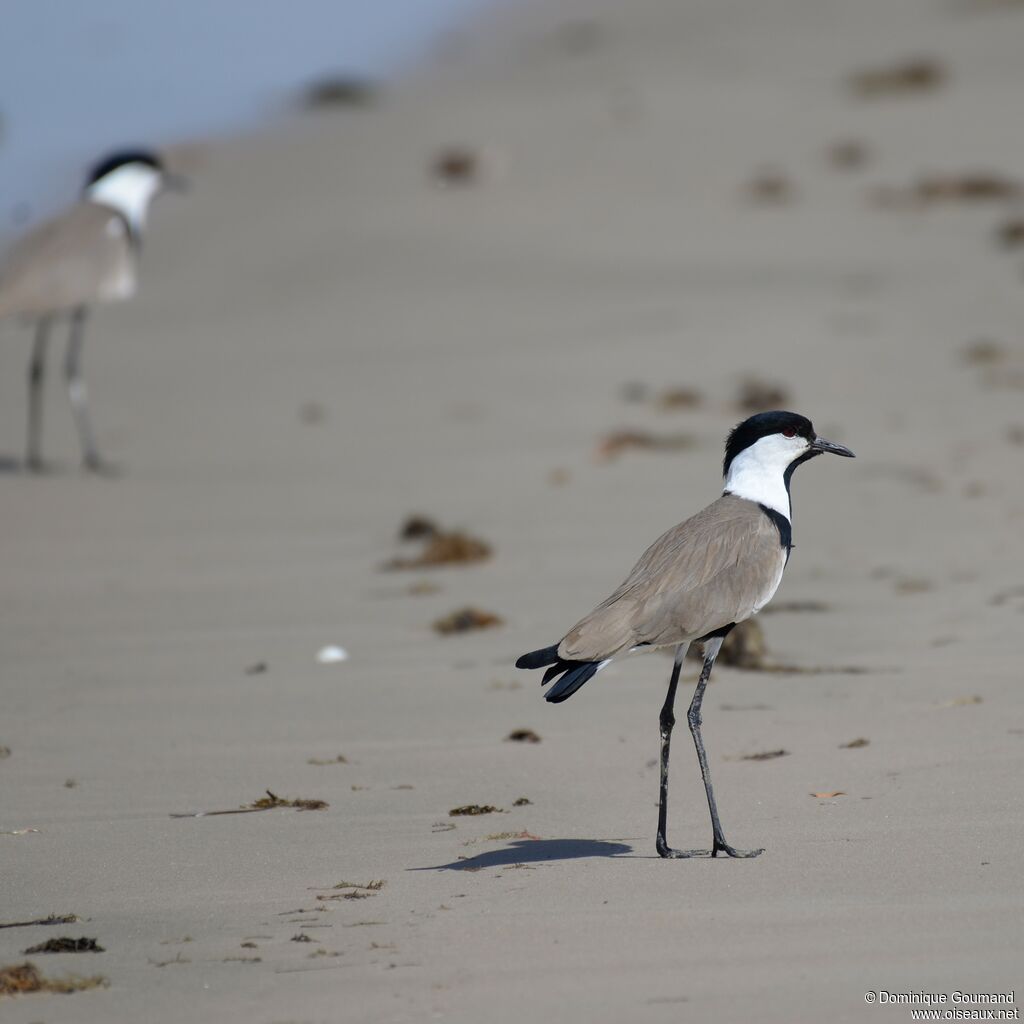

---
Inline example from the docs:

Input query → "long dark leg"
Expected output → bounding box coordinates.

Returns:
[688,637,763,858]
[656,643,706,858]
[26,318,52,471]
[64,306,112,474]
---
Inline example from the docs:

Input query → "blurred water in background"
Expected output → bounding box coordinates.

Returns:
[0,0,492,240]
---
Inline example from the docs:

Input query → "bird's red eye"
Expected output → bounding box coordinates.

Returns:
[782,427,797,438]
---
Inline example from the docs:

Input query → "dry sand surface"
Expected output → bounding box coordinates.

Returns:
[3,0,1024,1020]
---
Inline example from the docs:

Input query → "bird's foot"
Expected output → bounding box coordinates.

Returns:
[656,836,712,859]
[24,456,52,475]
[712,840,764,859]
[82,455,121,478]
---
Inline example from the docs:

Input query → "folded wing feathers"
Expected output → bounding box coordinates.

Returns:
[556,496,780,661]
[515,496,784,702]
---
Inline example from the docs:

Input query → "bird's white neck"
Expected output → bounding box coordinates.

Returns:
[85,165,162,235]
[722,434,799,519]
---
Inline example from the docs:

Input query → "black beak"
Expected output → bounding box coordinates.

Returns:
[161,172,190,194]
[812,435,855,458]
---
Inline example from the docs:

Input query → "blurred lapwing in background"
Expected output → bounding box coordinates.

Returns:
[0,150,186,473]
[516,411,854,859]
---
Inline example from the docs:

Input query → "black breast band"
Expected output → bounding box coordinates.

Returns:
[758,504,792,561]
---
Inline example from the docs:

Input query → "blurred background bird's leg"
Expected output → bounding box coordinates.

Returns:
[64,306,111,474]
[26,316,52,471]
[688,635,764,859]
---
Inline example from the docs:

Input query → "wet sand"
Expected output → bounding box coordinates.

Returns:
[2,0,1023,1020]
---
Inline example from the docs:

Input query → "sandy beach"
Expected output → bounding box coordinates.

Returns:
[2,0,1024,1020]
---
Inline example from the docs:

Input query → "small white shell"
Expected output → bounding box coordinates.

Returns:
[317,645,349,664]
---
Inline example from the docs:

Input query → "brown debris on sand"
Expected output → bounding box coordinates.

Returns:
[150,953,190,967]
[685,620,865,674]
[433,607,503,635]
[840,738,870,749]
[506,729,541,743]
[826,139,870,171]
[688,619,767,669]
[744,169,795,205]
[0,961,108,997]
[170,790,328,817]
[407,579,442,596]
[655,386,703,411]
[513,797,532,806]
[449,804,501,816]
[388,517,492,569]
[412,532,492,565]
[918,174,1021,202]
[481,829,540,842]
[302,75,377,110]
[246,791,328,812]
[399,515,439,540]
[893,577,933,595]
[596,429,697,461]
[996,219,1024,248]
[736,376,791,413]
[738,749,789,762]
[618,381,703,412]
[962,338,1005,365]
[22,937,103,955]
[324,880,385,892]
[432,147,481,186]
[990,585,1024,606]
[0,914,78,931]
[937,695,982,708]
[720,620,768,668]
[874,174,1021,208]
[848,57,946,97]
[307,754,348,766]
[298,400,327,425]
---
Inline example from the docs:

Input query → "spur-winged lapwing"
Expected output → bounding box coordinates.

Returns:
[516,411,854,859]
[0,150,186,473]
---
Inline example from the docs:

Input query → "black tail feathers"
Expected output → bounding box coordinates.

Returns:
[515,645,560,670]
[515,643,602,703]
[544,661,600,702]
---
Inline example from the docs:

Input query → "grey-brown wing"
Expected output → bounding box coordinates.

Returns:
[558,495,784,661]
[0,203,133,318]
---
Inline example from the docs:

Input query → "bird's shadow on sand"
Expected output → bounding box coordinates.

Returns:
[413,838,634,872]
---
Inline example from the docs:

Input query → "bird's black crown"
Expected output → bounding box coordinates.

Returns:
[85,150,164,187]
[723,411,814,474]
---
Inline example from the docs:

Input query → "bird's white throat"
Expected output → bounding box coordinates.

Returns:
[723,433,808,519]
[85,164,162,235]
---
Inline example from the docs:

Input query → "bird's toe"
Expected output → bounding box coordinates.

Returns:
[712,842,764,859]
